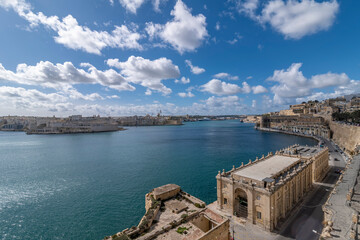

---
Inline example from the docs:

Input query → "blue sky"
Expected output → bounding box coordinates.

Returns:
[0,0,359,116]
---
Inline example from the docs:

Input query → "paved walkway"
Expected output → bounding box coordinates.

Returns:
[323,154,360,239]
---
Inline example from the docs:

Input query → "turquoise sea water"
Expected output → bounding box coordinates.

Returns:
[0,120,317,240]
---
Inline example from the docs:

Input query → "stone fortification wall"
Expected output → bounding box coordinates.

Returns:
[329,121,360,155]
[197,219,230,240]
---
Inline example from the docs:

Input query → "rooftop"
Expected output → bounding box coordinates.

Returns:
[287,145,322,158]
[233,155,300,181]
[153,184,180,196]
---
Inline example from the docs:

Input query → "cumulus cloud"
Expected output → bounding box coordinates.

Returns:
[72,96,245,116]
[152,0,167,12]
[213,72,239,80]
[215,21,220,30]
[118,0,166,13]
[0,0,142,54]
[251,99,257,108]
[252,85,268,94]
[62,87,104,101]
[107,56,180,95]
[268,63,354,104]
[0,61,135,92]
[0,86,66,103]
[107,95,120,99]
[174,77,190,84]
[227,32,243,45]
[235,0,339,39]
[185,60,205,75]
[0,86,73,114]
[235,0,259,19]
[199,95,246,113]
[119,0,145,13]
[201,79,251,96]
[145,0,208,53]
[0,86,251,116]
[145,89,152,95]
[178,92,194,98]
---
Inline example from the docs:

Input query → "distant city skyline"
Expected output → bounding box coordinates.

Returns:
[0,0,359,117]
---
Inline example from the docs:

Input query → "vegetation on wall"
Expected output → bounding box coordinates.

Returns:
[332,110,360,123]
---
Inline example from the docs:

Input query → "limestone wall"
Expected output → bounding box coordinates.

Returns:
[191,214,213,232]
[329,121,360,154]
[197,219,230,240]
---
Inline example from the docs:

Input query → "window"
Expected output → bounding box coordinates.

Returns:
[256,195,261,200]
[224,198,228,205]
[257,211,262,219]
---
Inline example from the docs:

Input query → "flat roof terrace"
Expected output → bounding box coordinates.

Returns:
[233,155,300,182]
[291,146,322,158]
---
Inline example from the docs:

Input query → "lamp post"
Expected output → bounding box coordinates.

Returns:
[232,225,235,240]
[312,229,321,238]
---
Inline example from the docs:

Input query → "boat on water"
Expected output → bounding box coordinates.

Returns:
[199,117,211,121]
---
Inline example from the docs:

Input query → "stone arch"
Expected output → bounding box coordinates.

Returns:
[234,188,248,218]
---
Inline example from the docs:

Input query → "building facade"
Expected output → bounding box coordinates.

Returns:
[216,145,329,231]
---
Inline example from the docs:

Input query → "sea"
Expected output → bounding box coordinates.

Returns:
[0,120,317,240]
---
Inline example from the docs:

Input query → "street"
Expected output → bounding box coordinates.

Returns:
[275,138,345,240]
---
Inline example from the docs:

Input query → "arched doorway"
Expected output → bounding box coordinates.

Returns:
[234,188,248,218]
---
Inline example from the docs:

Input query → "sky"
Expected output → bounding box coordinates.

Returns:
[0,0,359,117]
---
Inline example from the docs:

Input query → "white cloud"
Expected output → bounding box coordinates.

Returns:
[119,0,145,13]
[0,0,142,54]
[235,0,260,19]
[175,76,190,84]
[107,56,180,95]
[0,86,251,116]
[310,72,349,88]
[228,38,238,45]
[261,0,339,39]
[178,92,194,98]
[145,0,208,53]
[152,0,167,12]
[252,100,257,108]
[200,95,245,113]
[201,79,251,96]
[227,32,243,45]
[215,21,220,30]
[107,95,120,99]
[0,86,74,114]
[236,0,339,39]
[252,85,268,94]
[213,72,239,80]
[62,87,104,101]
[185,60,205,75]
[145,89,152,95]
[0,86,66,103]
[0,61,135,92]
[268,63,353,104]
[118,0,166,13]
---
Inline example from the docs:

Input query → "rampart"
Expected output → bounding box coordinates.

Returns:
[329,121,360,155]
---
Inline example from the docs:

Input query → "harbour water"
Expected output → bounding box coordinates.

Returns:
[0,120,317,240]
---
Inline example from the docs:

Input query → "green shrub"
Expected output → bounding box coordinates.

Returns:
[176,226,189,235]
